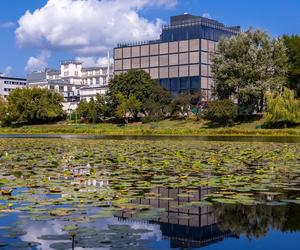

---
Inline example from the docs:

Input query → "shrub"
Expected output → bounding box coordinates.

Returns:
[202,100,238,125]
[264,87,300,128]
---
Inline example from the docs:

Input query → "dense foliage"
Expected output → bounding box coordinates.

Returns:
[107,70,172,121]
[212,29,288,114]
[202,100,238,125]
[77,94,111,123]
[1,88,64,126]
[283,35,300,97]
[0,95,8,124]
[264,88,300,127]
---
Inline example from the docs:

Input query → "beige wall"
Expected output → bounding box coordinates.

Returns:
[113,38,217,92]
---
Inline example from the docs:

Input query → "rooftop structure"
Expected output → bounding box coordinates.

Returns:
[0,76,27,98]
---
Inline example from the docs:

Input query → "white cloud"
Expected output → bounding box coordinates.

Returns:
[202,13,211,19]
[16,0,177,56]
[75,56,113,67]
[25,51,51,73]
[0,21,15,29]
[3,66,13,76]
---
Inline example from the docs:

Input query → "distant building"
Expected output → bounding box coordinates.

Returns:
[114,13,240,98]
[27,59,114,110]
[0,75,27,98]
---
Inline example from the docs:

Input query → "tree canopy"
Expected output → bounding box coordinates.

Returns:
[108,70,172,121]
[2,87,64,125]
[212,28,288,114]
[264,87,300,127]
[283,35,300,97]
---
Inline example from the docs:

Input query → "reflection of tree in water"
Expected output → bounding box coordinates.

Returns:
[213,204,300,238]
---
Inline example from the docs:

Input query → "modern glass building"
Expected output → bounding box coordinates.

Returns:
[113,13,240,97]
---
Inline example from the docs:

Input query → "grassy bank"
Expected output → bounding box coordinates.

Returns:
[0,119,300,136]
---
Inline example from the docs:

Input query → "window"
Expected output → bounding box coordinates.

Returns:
[170,78,179,91]
[64,65,69,69]
[191,77,200,90]
[150,68,158,79]
[160,43,169,54]
[201,64,208,77]
[169,54,178,65]
[179,53,189,65]
[179,65,189,77]
[179,40,189,52]
[132,58,140,69]
[201,39,208,51]
[123,48,131,58]
[160,79,170,90]
[114,60,122,71]
[123,59,131,70]
[159,67,168,78]
[141,57,149,68]
[201,77,208,89]
[189,65,199,76]
[169,66,178,78]
[114,48,122,59]
[159,55,168,66]
[150,56,158,67]
[180,77,189,90]
[132,46,140,57]
[189,39,200,51]
[150,44,159,55]
[190,52,199,64]
[141,45,149,56]
[75,71,78,76]
[169,42,178,53]
[201,52,208,64]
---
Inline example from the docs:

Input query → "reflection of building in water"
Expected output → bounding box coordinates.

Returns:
[117,186,235,249]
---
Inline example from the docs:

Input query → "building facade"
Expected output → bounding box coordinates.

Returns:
[27,60,114,109]
[0,75,27,98]
[114,14,240,97]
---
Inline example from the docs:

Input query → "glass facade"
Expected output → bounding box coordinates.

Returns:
[114,14,240,96]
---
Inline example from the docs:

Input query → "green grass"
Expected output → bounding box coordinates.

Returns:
[0,119,300,136]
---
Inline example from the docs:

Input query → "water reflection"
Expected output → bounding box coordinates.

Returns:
[116,186,236,249]
[116,187,300,249]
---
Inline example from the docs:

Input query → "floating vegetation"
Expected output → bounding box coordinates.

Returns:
[0,138,299,249]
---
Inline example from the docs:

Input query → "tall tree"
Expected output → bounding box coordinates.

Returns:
[0,96,8,125]
[108,70,172,120]
[212,29,288,114]
[4,88,64,125]
[264,87,300,127]
[115,93,142,123]
[283,35,300,97]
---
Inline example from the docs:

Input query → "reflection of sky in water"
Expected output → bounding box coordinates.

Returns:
[19,215,162,250]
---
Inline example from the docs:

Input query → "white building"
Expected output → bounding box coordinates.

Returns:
[0,74,27,98]
[27,59,114,111]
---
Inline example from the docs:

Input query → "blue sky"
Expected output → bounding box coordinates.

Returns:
[0,0,299,77]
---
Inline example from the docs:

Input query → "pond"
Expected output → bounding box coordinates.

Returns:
[0,137,299,250]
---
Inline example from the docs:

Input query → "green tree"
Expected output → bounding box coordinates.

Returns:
[0,96,8,126]
[264,87,300,127]
[171,94,190,118]
[143,85,172,121]
[88,98,97,124]
[108,70,172,120]
[77,100,89,122]
[94,94,112,121]
[202,99,238,125]
[283,35,300,97]
[212,28,288,114]
[115,93,142,123]
[3,88,64,125]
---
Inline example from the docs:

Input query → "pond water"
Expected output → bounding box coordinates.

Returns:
[0,137,299,250]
